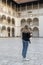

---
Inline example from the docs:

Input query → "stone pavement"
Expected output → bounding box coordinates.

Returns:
[0,38,43,65]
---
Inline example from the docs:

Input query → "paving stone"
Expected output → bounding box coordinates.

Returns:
[0,38,43,65]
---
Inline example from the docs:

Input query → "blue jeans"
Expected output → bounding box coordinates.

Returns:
[22,40,29,58]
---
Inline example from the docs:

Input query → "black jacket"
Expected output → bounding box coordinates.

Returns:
[22,32,31,42]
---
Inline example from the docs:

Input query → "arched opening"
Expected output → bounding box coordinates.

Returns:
[7,27,10,37]
[12,28,15,37]
[29,27,32,32]
[32,27,39,37]
[2,26,6,30]
[27,18,32,26]
[21,28,24,32]
[21,19,26,26]
[33,18,39,26]
[7,27,10,32]
[20,27,24,37]
[1,15,6,24]
[1,15,6,20]
[12,18,15,25]
[7,17,11,24]
[1,26,7,37]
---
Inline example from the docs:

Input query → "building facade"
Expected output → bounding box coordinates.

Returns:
[0,0,43,37]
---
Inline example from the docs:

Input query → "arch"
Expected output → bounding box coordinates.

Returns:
[7,27,10,37]
[21,19,26,26]
[7,27,10,32]
[20,27,24,37]
[2,26,6,31]
[21,28,24,32]
[7,17,11,24]
[12,28,15,37]
[2,15,6,20]
[33,27,39,31]
[1,26,7,37]
[12,18,15,25]
[12,28,14,32]
[32,27,39,37]
[27,18,32,25]
[33,18,39,26]
[29,27,32,31]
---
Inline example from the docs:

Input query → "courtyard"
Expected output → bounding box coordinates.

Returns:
[0,38,43,65]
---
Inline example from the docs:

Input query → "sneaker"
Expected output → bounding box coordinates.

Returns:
[22,58,29,61]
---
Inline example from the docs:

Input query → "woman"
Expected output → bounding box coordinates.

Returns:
[22,25,32,59]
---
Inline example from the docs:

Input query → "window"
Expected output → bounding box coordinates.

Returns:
[33,2,38,9]
[39,2,43,8]
[27,3,32,10]
[21,5,26,11]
